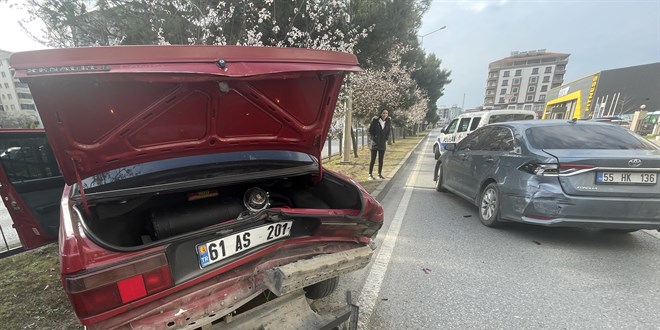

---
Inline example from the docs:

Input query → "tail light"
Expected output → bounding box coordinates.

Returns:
[519,162,559,176]
[66,254,173,317]
[558,163,595,174]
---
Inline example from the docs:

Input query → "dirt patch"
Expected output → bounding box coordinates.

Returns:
[0,243,80,329]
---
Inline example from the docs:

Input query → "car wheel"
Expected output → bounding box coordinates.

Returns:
[478,183,502,227]
[304,276,339,299]
[433,145,440,160]
[435,163,447,192]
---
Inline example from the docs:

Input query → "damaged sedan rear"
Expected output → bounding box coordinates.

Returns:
[2,46,383,329]
[436,120,660,230]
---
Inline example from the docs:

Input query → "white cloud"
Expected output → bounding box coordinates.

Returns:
[457,0,510,13]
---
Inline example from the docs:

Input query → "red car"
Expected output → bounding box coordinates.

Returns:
[1,46,383,329]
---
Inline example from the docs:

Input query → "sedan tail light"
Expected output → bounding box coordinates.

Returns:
[520,162,595,176]
[519,162,559,176]
[558,163,595,174]
[66,254,173,317]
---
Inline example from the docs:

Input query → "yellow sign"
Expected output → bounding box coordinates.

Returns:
[584,74,599,114]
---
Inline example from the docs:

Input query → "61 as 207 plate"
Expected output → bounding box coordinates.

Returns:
[196,222,293,268]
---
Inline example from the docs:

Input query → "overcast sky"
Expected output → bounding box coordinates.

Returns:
[1,1,659,110]
[420,0,660,109]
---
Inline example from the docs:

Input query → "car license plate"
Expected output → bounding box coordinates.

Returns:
[596,172,657,184]
[196,222,293,268]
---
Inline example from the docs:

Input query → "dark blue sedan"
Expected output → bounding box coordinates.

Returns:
[436,120,660,230]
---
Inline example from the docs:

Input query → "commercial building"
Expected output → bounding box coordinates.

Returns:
[484,50,570,117]
[542,62,659,120]
[438,105,463,120]
[0,49,41,127]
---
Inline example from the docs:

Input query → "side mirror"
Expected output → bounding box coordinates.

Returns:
[445,143,456,151]
[441,126,447,134]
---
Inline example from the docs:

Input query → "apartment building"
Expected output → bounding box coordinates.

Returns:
[0,49,42,127]
[484,50,570,116]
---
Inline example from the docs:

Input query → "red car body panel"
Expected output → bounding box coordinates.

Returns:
[10,45,362,185]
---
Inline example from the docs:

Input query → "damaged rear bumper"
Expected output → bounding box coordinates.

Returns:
[513,188,660,230]
[95,244,373,330]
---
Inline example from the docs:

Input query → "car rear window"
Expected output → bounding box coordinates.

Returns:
[525,125,657,150]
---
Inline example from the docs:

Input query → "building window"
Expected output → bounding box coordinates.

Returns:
[532,68,539,74]
[510,96,517,103]
[529,76,538,84]
[17,93,33,100]
[3,83,8,89]
[526,95,534,102]
[554,74,563,81]
[1,72,5,78]
[528,85,536,93]
[503,71,510,77]
[539,94,546,101]
[10,105,15,110]
[7,94,12,100]
[0,105,4,111]
[502,79,508,86]
[545,66,552,73]
[543,76,550,83]
[512,87,519,93]
[540,85,548,92]
[513,78,521,85]
[499,97,505,103]
[524,104,533,110]
[515,69,522,76]
[1,94,5,100]
[20,104,36,110]
[487,90,494,95]
[500,88,507,94]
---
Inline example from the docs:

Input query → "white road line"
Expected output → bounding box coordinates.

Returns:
[357,136,431,330]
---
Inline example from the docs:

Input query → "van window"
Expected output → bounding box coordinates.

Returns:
[512,113,535,121]
[469,117,482,131]
[489,114,514,124]
[457,118,471,133]
[445,119,458,134]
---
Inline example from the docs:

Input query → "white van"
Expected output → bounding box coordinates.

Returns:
[433,110,536,159]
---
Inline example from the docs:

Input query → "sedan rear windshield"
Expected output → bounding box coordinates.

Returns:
[525,125,657,150]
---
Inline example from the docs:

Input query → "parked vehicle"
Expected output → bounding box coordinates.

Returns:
[1,46,383,329]
[436,120,660,230]
[432,110,536,182]
[433,109,535,160]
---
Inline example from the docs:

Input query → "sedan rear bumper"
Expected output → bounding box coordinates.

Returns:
[517,192,660,230]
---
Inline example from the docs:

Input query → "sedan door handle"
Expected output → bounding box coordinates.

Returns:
[485,157,495,163]
[458,153,468,160]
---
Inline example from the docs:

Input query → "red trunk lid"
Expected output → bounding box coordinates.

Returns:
[10,46,360,185]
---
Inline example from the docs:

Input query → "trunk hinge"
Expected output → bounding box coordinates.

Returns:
[71,158,91,216]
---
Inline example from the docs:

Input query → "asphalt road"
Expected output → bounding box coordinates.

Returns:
[319,128,660,330]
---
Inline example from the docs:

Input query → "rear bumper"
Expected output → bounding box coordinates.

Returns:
[90,244,372,330]
[513,190,660,230]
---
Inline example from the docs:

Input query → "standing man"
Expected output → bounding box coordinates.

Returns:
[368,109,392,180]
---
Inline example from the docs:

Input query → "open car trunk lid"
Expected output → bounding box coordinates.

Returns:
[9,45,361,185]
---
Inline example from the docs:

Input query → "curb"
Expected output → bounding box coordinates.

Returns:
[371,132,431,200]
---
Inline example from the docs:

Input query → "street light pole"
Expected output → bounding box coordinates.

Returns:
[418,25,446,45]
